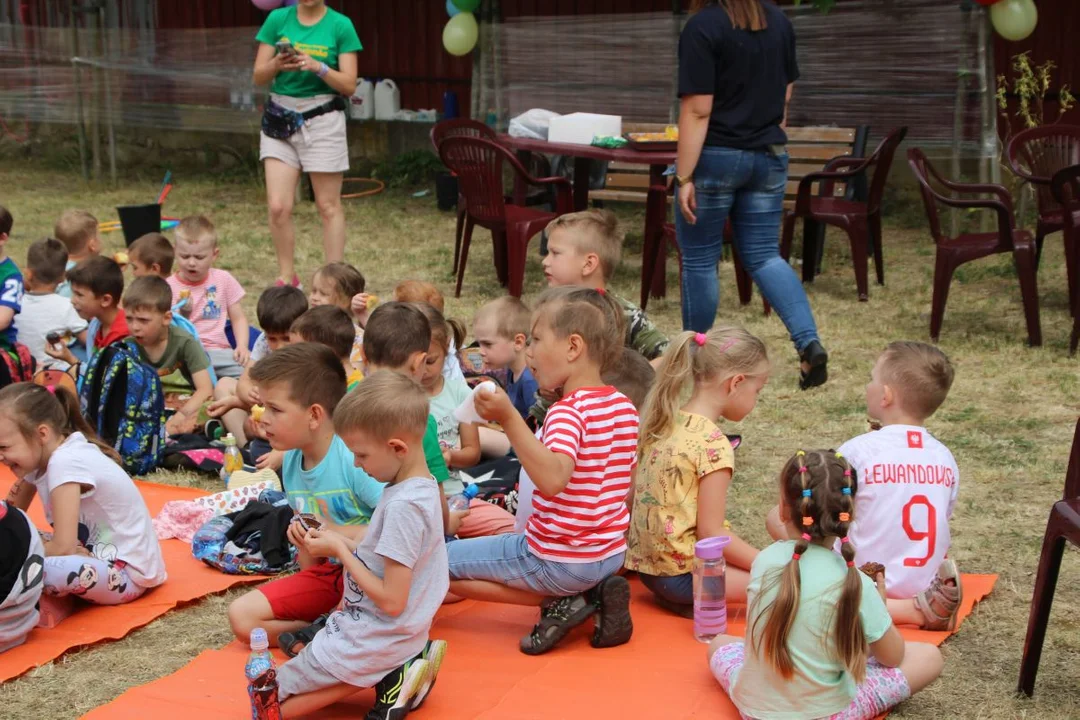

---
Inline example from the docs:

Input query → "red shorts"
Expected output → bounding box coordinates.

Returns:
[259,562,344,622]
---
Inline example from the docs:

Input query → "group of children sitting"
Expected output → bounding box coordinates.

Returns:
[0,205,965,720]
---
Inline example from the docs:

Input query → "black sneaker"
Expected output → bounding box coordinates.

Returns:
[588,575,633,648]
[519,594,595,655]
[365,657,430,720]
[411,639,447,710]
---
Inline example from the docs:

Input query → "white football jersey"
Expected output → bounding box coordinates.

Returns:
[838,425,959,598]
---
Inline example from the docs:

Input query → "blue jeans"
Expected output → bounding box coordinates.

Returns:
[639,572,693,606]
[447,532,625,597]
[677,146,819,352]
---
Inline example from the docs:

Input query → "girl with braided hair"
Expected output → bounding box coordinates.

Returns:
[707,450,943,719]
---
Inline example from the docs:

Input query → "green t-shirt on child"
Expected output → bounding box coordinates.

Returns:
[255,6,362,98]
[135,325,210,396]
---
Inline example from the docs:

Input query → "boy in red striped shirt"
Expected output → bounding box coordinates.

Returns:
[449,287,638,655]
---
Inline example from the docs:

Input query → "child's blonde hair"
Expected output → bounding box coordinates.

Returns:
[638,326,768,458]
[54,210,98,256]
[546,209,624,280]
[415,302,466,355]
[475,295,531,341]
[878,341,954,420]
[394,279,444,313]
[750,450,867,682]
[334,370,430,442]
[174,215,217,248]
[314,262,365,306]
[533,286,625,373]
[0,383,120,464]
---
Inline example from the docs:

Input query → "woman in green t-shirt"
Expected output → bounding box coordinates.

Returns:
[253,0,361,288]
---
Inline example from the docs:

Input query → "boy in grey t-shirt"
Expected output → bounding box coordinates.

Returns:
[270,371,449,720]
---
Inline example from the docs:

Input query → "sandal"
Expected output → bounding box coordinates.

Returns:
[278,613,328,658]
[589,575,634,648]
[914,559,963,631]
[799,340,828,390]
[519,594,594,655]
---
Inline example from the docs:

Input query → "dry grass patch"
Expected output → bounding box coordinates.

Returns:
[0,167,1077,718]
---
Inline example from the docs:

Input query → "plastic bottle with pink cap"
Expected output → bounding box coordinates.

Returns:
[693,536,731,642]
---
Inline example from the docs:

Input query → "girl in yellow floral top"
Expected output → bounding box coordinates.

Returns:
[627,326,769,617]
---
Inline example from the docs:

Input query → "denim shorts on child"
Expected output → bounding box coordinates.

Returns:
[259,93,349,174]
[276,642,340,701]
[206,348,243,379]
[446,532,624,596]
[709,642,911,720]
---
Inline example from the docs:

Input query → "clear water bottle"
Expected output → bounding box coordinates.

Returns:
[245,628,280,720]
[447,483,479,513]
[693,536,731,643]
[221,433,243,483]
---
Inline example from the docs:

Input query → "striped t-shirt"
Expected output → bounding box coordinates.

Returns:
[526,386,638,563]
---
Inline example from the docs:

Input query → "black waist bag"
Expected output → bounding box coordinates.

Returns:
[261,96,346,140]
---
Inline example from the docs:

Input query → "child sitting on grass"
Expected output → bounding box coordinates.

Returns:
[53,209,99,298]
[449,287,637,655]
[825,341,962,631]
[20,238,87,370]
[390,279,466,384]
[266,371,450,720]
[127,232,174,279]
[290,305,364,390]
[226,343,384,654]
[47,257,128,370]
[414,303,479,494]
[709,450,943,720]
[627,327,768,615]
[167,215,249,379]
[308,262,367,373]
[3,383,166,605]
[122,276,213,437]
[0,206,24,355]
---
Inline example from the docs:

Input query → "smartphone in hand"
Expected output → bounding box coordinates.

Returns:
[275,41,296,57]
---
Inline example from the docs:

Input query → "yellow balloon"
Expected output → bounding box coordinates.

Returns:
[443,13,479,57]
[990,0,1037,42]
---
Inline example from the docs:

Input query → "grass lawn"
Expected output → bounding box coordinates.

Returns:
[0,166,1077,719]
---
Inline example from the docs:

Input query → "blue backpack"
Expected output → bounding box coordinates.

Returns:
[79,339,166,476]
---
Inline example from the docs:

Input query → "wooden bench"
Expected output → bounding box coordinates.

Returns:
[592,124,870,309]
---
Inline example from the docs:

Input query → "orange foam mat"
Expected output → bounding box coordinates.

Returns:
[0,466,266,683]
[85,573,997,720]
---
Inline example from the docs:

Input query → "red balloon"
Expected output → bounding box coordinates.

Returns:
[974,0,1002,5]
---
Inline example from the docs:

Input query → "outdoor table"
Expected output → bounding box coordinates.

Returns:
[499,134,676,305]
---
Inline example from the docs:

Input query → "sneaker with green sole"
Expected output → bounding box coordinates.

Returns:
[365,657,430,720]
[411,639,447,710]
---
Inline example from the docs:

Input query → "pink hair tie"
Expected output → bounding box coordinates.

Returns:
[45,385,56,395]
[596,288,606,296]
[800,532,811,541]
[693,332,707,346]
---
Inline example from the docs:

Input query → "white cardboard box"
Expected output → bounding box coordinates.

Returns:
[548,112,622,146]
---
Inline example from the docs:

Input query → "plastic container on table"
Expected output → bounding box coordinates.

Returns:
[351,78,374,120]
[693,535,731,642]
[374,79,400,120]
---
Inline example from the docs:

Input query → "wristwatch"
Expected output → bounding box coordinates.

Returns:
[675,173,693,187]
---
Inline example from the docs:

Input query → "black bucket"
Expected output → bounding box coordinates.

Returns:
[116,204,161,247]
[435,172,458,212]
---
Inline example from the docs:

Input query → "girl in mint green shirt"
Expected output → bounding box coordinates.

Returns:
[707,449,945,720]
[252,0,361,287]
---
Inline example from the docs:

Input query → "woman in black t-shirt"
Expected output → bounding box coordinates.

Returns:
[675,0,827,389]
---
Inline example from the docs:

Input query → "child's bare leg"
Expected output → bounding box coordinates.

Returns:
[280,683,359,719]
[707,633,743,663]
[887,597,927,627]
[896,641,944,694]
[726,566,750,603]
[213,379,249,446]
[449,580,545,606]
[478,426,511,458]
[765,505,793,541]
[228,589,307,647]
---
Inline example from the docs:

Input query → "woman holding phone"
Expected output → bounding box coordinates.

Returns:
[253,0,361,288]
[674,0,827,389]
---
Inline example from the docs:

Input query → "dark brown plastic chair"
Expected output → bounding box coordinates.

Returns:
[1050,164,1080,355]
[780,127,908,301]
[439,136,571,298]
[908,148,1042,346]
[1017,417,1080,697]
[430,119,496,275]
[1005,124,1080,264]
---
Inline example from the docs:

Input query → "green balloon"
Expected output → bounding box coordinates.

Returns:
[443,13,479,57]
[990,0,1037,42]
[452,0,481,11]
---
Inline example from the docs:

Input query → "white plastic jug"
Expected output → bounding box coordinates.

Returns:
[374,79,401,121]
[350,78,374,120]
